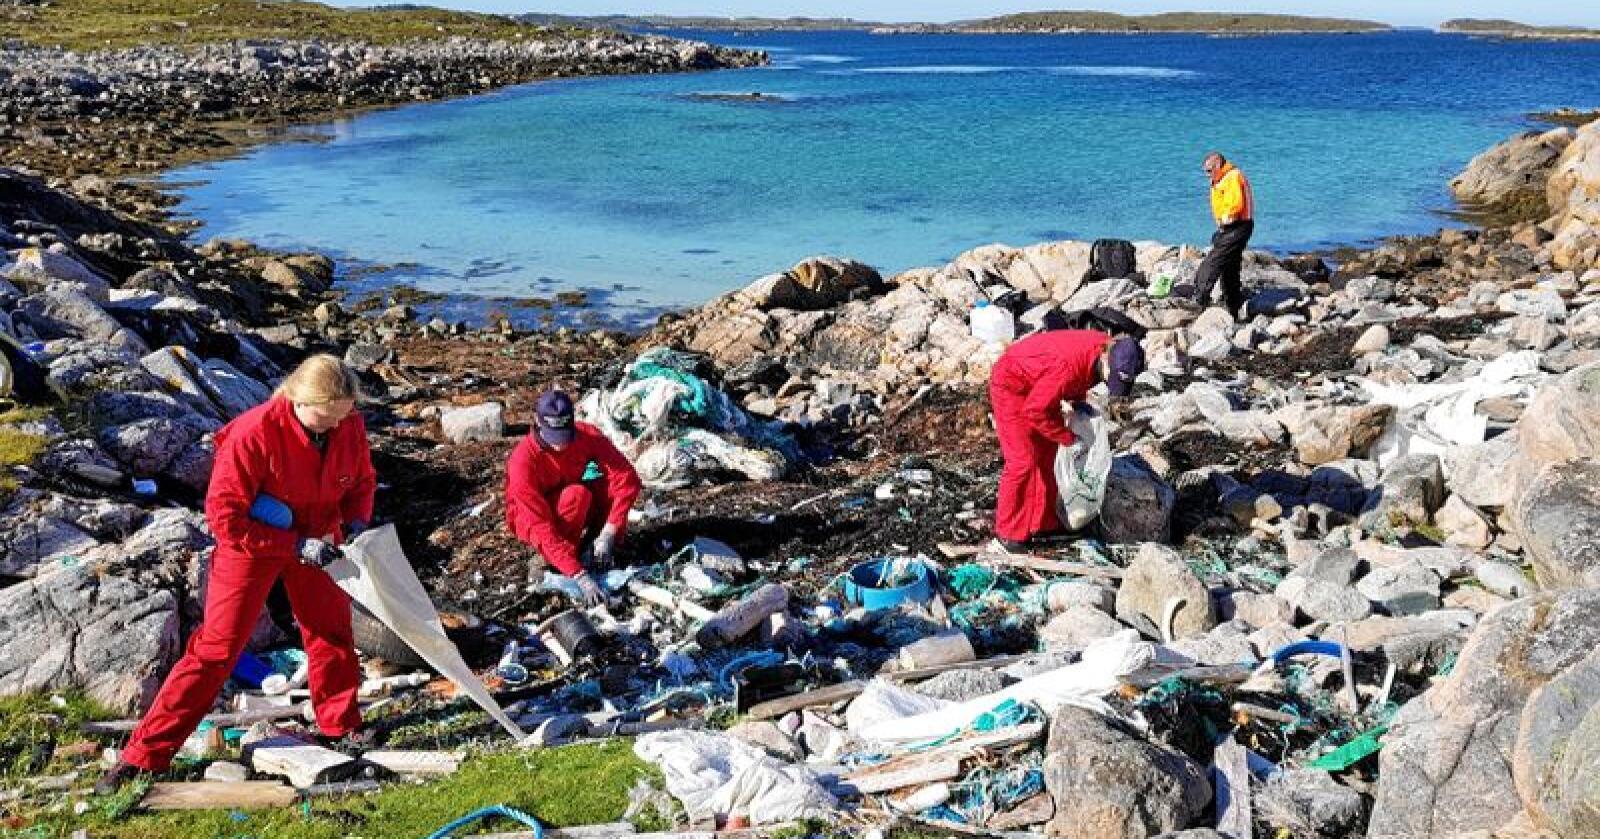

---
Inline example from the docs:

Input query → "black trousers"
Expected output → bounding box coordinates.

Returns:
[1192,219,1254,316]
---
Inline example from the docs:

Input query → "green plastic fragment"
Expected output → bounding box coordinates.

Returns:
[1307,725,1388,771]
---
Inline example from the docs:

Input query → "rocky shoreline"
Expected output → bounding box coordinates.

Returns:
[2,27,1600,838]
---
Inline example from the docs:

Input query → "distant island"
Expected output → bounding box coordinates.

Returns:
[520,10,1391,35]
[937,11,1390,34]
[1,0,567,50]
[514,14,886,32]
[1440,19,1600,41]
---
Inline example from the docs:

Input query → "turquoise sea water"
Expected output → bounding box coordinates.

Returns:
[166,30,1600,325]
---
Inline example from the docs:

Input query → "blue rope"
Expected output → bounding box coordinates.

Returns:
[426,804,544,839]
[718,650,785,691]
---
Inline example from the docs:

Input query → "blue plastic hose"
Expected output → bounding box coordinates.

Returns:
[425,804,544,839]
[1268,640,1346,664]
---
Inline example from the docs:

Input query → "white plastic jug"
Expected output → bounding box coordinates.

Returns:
[969,300,1015,345]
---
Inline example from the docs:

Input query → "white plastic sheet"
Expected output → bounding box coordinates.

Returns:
[634,729,837,824]
[844,679,952,735]
[324,525,526,740]
[854,630,1153,744]
[1361,351,1546,467]
[1055,405,1113,530]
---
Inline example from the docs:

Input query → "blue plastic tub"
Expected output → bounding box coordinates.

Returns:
[842,558,936,611]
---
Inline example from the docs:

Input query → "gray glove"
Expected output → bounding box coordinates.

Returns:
[573,571,606,608]
[297,538,339,568]
[590,523,618,571]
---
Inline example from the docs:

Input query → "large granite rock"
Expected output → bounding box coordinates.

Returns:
[743,256,883,312]
[1545,120,1600,271]
[1450,127,1571,211]
[1514,460,1600,589]
[0,566,179,714]
[1274,403,1392,466]
[1369,590,1600,838]
[1044,707,1210,839]
[1115,544,1215,640]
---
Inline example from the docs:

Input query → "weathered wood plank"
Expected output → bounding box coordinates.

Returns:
[141,781,295,810]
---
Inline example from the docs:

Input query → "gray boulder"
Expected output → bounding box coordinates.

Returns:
[1041,605,1127,651]
[2,246,112,300]
[1355,560,1442,616]
[1099,456,1175,544]
[1258,769,1366,838]
[1514,459,1600,589]
[1275,575,1372,624]
[440,402,505,445]
[98,415,215,475]
[16,287,144,352]
[1044,707,1210,839]
[0,566,179,714]
[1514,643,1600,837]
[1370,590,1600,838]
[1360,454,1444,532]
[744,256,882,312]
[1115,544,1216,640]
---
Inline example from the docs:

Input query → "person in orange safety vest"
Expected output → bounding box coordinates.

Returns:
[1176,151,1255,321]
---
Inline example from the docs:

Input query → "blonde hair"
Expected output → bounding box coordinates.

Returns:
[275,354,364,405]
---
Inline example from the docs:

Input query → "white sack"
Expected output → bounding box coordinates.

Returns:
[634,729,837,824]
[325,525,525,740]
[856,630,1153,744]
[1055,406,1113,530]
[1361,350,1546,467]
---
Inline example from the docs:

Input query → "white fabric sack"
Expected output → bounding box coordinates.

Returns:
[325,525,526,740]
[1055,405,1113,530]
[856,630,1153,745]
[634,730,837,824]
[844,678,952,735]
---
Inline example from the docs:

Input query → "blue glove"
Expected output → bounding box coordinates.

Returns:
[249,494,294,530]
[346,520,368,538]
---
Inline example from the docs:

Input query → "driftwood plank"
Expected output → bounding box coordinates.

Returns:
[142,781,295,810]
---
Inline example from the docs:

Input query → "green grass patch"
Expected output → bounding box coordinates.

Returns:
[0,418,48,499]
[0,693,119,780]
[0,0,576,51]
[9,740,658,839]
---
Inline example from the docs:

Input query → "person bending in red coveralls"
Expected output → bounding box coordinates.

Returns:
[989,330,1145,552]
[97,354,376,794]
[505,389,643,608]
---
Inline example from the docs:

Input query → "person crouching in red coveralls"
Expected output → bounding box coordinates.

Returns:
[505,389,643,608]
[97,354,377,794]
[989,330,1146,552]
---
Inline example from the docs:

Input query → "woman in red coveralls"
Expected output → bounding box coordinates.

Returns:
[97,354,376,793]
[989,330,1145,551]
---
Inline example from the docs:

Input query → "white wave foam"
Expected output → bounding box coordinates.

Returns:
[1048,65,1200,78]
[794,53,859,63]
[854,65,1020,74]
[843,64,1198,77]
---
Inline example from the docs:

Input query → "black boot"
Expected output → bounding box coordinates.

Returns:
[94,761,152,796]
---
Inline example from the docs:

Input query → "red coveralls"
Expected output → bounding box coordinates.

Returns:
[989,329,1111,542]
[122,396,375,771]
[504,422,643,577]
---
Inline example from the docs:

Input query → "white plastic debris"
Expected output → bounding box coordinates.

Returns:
[633,729,837,825]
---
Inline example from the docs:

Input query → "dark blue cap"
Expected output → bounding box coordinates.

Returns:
[535,389,576,446]
[1105,337,1145,398]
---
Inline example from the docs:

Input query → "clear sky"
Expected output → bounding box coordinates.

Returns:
[336,2,1599,28]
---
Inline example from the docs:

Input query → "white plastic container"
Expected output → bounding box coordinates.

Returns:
[969,299,1015,345]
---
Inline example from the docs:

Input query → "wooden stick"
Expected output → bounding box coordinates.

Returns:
[85,703,308,735]
[745,680,866,721]
[897,631,976,671]
[1123,663,1254,689]
[142,781,295,810]
[629,582,715,623]
[695,583,788,650]
[846,756,964,794]
[1230,702,1300,726]
[982,554,1123,581]
[363,750,462,776]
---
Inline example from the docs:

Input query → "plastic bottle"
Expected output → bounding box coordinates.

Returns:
[968,299,1015,344]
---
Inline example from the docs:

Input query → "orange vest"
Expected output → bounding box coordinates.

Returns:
[1209,163,1254,225]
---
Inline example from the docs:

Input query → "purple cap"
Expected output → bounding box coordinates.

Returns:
[1105,337,1145,399]
[535,389,576,447]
